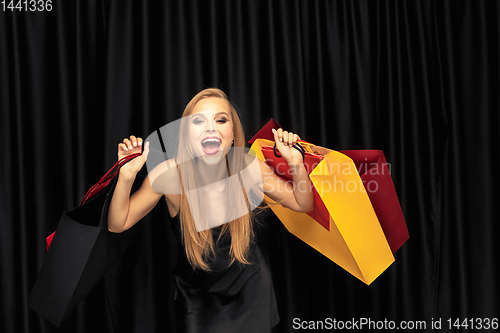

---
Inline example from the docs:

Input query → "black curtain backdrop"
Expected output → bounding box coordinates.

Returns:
[1,0,499,332]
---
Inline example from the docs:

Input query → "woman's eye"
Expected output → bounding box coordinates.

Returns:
[192,118,205,125]
[216,118,228,124]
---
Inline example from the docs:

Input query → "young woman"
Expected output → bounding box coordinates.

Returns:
[108,88,314,332]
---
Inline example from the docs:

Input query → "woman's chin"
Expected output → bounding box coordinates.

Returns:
[198,151,224,165]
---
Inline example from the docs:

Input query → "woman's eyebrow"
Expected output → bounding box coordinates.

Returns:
[214,112,229,117]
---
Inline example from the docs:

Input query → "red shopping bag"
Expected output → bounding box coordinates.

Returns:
[248,119,408,284]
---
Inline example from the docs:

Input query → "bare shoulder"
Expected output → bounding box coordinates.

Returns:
[233,154,265,194]
[147,158,181,195]
[256,157,276,179]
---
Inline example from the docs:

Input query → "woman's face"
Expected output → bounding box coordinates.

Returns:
[188,97,234,165]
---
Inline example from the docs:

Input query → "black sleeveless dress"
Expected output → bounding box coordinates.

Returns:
[170,214,280,332]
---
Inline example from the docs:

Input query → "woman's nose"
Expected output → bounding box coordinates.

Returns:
[205,119,217,132]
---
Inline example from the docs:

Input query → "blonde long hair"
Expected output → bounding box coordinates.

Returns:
[176,88,255,271]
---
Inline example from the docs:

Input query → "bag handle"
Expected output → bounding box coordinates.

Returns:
[46,153,142,251]
[80,153,142,205]
[273,142,305,161]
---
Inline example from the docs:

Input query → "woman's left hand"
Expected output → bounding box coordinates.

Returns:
[272,128,303,165]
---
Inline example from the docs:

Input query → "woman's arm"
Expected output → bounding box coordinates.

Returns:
[260,128,314,213]
[108,135,163,233]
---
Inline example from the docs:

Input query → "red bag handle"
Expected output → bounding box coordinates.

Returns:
[46,153,142,251]
[79,153,141,204]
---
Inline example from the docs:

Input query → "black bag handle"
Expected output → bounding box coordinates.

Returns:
[273,142,305,161]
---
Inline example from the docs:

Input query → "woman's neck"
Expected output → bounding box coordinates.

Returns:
[195,157,228,187]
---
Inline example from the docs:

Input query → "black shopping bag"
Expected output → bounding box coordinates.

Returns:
[28,154,141,327]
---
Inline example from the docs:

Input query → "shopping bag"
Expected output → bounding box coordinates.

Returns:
[297,144,409,253]
[44,153,141,251]
[326,149,408,253]
[29,154,141,327]
[251,138,395,284]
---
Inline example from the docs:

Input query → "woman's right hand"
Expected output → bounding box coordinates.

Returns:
[118,135,150,179]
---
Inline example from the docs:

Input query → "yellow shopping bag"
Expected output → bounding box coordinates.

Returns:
[250,138,395,285]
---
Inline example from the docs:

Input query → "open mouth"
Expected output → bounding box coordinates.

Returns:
[201,136,222,155]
